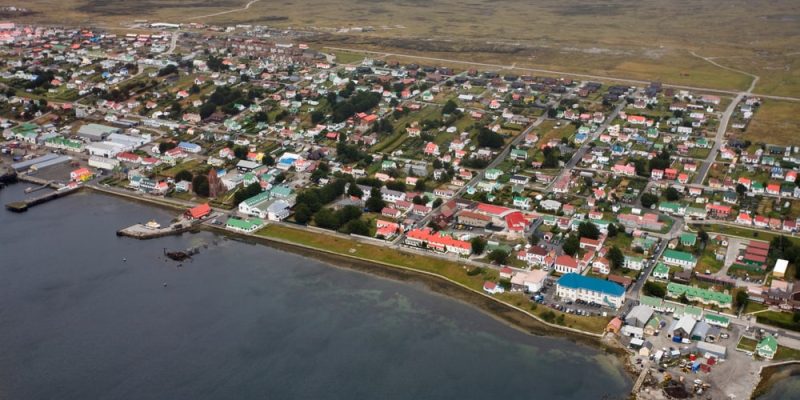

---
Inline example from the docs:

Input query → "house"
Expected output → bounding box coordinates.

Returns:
[662,249,697,269]
[667,282,732,308]
[70,167,93,182]
[623,255,645,271]
[483,281,505,294]
[756,336,778,359]
[510,269,548,293]
[185,203,211,220]
[554,255,580,274]
[556,273,625,308]
[652,263,670,280]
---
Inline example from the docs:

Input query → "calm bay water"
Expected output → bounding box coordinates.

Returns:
[1,185,632,399]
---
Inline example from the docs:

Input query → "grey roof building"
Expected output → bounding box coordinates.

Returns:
[77,123,119,141]
[625,305,654,328]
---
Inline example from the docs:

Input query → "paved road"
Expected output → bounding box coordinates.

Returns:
[545,100,626,192]
[692,92,744,185]
[323,46,800,102]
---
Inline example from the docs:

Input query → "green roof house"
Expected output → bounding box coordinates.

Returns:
[667,282,732,308]
[652,263,670,280]
[662,249,697,269]
[756,336,778,359]
[680,232,698,247]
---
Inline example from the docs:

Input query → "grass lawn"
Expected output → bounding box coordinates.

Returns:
[331,50,365,64]
[737,336,758,352]
[756,310,800,332]
[775,345,800,361]
[257,225,611,333]
[257,224,495,291]
[743,301,769,314]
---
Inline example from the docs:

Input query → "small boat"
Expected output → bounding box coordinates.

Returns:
[163,282,168,287]
[122,258,127,262]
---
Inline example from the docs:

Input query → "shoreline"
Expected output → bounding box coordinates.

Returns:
[751,361,800,399]
[78,186,634,385]
[78,187,638,375]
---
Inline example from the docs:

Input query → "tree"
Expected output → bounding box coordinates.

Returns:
[607,223,618,238]
[471,237,487,255]
[192,175,210,197]
[365,187,385,212]
[488,249,509,264]
[158,141,177,154]
[735,289,749,309]
[234,182,262,205]
[643,281,666,298]
[262,154,275,166]
[641,193,659,208]
[736,183,747,196]
[310,111,325,124]
[342,219,369,236]
[174,170,193,182]
[294,203,311,225]
[664,187,681,201]
[607,246,625,269]
[347,183,364,198]
[577,221,600,240]
[314,208,340,230]
[528,234,540,246]
[442,99,458,114]
[562,234,580,256]
[432,198,443,208]
[233,145,249,160]
[477,128,505,148]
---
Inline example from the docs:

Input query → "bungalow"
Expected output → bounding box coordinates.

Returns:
[483,281,505,295]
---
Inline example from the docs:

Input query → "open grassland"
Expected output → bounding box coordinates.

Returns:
[744,100,800,147]
[17,1,800,93]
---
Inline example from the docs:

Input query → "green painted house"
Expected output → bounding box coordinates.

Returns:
[756,336,778,359]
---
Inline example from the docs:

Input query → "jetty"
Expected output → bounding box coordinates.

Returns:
[5,184,80,212]
[116,218,196,239]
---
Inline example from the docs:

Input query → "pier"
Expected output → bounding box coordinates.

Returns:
[116,218,197,239]
[5,185,80,212]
